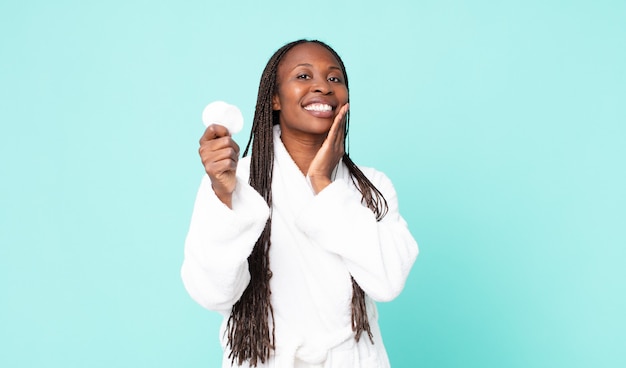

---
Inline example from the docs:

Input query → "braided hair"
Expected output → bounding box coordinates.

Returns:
[226,39,388,366]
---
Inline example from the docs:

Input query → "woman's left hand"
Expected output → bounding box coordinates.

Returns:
[307,103,349,194]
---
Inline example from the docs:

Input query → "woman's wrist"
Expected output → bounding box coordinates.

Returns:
[212,185,234,208]
[307,174,332,194]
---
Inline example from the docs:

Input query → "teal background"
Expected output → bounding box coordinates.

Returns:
[1,0,624,367]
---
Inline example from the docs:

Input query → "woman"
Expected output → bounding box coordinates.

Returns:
[182,39,418,367]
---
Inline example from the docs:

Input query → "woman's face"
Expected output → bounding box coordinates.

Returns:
[272,42,349,138]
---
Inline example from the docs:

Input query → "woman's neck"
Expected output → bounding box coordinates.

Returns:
[279,129,326,175]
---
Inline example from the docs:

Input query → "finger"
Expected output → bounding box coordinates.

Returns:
[203,151,238,177]
[325,104,345,145]
[206,156,238,175]
[202,136,240,154]
[200,137,240,163]
[331,103,349,146]
[331,104,347,131]
[336,103,349,133]
[200,142,240,169]
[200,124,231,144]
[209,145,239,163]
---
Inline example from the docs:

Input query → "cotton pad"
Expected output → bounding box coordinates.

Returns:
[201,101,244,134]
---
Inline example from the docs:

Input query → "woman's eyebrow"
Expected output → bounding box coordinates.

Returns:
[293,63,342,71]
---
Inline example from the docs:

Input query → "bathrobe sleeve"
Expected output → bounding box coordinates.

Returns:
[181,165,270,313]
[295,168,418,302]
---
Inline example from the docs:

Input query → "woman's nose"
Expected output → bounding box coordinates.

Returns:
[312,78,333,94]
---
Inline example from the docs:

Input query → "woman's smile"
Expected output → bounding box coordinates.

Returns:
[303,99,336,119]
[304,103,333,112]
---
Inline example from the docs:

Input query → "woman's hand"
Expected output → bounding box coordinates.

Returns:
[199,124,240,208]
[307,103,349,194]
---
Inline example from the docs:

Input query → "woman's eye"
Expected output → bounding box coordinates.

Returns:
[328,76,342,83]
[297,74,310,79]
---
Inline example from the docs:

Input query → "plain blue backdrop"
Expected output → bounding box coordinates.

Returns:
[1,0,625,367]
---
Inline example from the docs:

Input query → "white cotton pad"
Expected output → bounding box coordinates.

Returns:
[201,101,244,134]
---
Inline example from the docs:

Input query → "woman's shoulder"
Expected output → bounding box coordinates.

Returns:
[352,164,396,194]
[356,164,391,183]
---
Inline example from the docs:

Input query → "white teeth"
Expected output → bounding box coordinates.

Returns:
[304,103,332,112]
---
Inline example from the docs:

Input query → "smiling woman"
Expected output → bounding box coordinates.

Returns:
[181,39,419,368]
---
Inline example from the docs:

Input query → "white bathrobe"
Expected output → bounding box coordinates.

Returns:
[181,125,418,367]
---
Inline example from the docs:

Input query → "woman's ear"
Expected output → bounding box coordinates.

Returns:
[272,94,281,111]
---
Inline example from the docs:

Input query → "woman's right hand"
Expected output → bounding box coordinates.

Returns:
[199,124,240,208]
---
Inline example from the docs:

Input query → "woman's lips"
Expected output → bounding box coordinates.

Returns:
[303,103,334,118]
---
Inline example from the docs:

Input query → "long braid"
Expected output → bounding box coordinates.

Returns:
[226,42,295,367]
[226,40,388,366]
